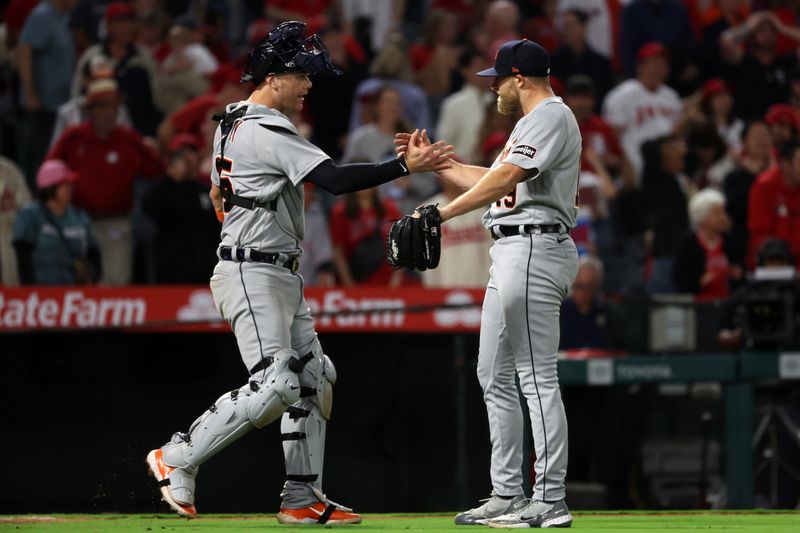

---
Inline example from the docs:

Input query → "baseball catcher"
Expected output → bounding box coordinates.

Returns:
[145,20,451,526]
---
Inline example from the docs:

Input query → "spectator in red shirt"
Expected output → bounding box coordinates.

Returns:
[673,188,739,300]
[330,187,402,286]
[563,75,634,186]
[747,140,800,269]
[48,78,163,285]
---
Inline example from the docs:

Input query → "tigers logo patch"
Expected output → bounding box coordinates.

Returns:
[511,144,537,159]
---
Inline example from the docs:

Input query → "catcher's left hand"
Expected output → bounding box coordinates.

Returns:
[386,204,442,271]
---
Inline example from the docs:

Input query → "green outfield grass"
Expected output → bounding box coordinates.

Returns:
[1,512,799,532]
[0,511,800,533]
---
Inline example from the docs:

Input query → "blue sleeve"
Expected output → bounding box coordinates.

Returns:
[19,11,52,50]
[12,207,40,245]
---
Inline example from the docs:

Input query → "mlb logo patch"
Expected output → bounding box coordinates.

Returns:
[511,144,537,159]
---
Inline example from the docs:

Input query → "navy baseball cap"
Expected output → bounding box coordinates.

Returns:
[477,39,550,77]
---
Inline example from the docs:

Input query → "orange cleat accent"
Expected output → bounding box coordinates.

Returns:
[146,449,197,518]
[276,502,362,525]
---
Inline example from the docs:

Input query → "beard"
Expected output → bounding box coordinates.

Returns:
[497,90,520,115]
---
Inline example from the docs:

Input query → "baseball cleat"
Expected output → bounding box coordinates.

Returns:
[277,502,362,525]
[454,493,528,525]
[146,449,197,518]
[488,499,572,528]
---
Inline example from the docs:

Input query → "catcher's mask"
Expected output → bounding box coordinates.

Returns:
[242,21,342,85]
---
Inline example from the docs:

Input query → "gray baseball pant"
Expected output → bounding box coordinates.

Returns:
[477,233,578,502]
[209,260,326,508]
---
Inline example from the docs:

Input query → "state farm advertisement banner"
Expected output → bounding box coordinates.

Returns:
[0,287,485,333]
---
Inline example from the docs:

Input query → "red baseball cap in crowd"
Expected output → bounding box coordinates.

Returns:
[701,78,730,100]
[169,133,203,153]
[36,160,79,190]
[636,42,669,62]
[106,2,135,23]
[765,104,800,128]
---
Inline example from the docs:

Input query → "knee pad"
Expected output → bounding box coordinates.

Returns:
[316,355,335,420]
[248,349,302,428]
[299,342,336,420]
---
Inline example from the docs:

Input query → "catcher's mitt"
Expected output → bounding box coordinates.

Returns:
[386,204,442,271]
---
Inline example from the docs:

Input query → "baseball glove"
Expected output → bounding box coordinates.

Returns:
[386,204,442,271]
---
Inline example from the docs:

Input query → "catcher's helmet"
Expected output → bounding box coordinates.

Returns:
[242,21,341,84]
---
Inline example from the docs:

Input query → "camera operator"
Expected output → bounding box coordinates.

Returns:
[717,238,798,350]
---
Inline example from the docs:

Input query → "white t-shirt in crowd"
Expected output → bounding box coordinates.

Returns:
[436,85,492,163]
[602,79,682,180]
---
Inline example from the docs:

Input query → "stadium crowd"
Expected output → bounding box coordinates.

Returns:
[0,0,799,343]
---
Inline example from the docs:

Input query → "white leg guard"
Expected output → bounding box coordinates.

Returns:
[281,399,327,502]
[280,347,337,508]
[158,349,303,506]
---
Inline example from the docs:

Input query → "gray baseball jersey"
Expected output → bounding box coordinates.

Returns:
[475,95,580,504]
[210,102,329,255]
[483,96,581,230]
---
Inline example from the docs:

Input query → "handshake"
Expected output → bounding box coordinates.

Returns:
[396,129,454,174]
